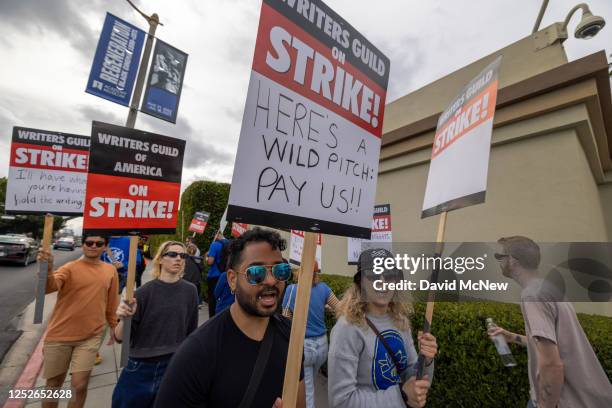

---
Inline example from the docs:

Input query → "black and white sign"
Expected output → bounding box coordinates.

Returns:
[226,0,390,239]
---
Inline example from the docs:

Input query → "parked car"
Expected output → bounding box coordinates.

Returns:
[0,235,39,266]
[53,237,76,251]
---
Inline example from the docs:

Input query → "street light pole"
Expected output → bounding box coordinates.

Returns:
[120,0,162,367]
[125,11,160,128]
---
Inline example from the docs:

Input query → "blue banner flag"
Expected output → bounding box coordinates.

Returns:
[141,39,188,123]
[86,13,145,107]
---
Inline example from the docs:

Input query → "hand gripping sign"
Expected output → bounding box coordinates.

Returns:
[82,121,185,236]
[225,0,390,405]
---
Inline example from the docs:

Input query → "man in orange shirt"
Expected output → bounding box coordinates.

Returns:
[38,234,120,408]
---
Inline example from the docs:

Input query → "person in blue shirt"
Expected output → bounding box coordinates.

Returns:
[213,271,234,314]
[205,231,229,318]
[282,261,339,408]
[101,236,144,294]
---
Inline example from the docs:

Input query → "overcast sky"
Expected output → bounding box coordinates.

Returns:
[1,0,610,191]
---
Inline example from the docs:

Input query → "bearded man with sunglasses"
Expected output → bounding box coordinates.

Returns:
[155,228,306,408]
[37,234,119,408]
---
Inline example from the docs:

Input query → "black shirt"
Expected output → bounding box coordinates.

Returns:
[130,279,199,358]
[154,309,303,408]
[183,256,203,289]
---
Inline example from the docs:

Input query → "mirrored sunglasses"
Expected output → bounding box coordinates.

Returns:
[243,263,292,285]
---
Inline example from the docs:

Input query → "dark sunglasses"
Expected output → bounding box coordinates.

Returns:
[494,253,510,261]
[240,263,292,285]
[84,240,105,248]
[162,251,188,259]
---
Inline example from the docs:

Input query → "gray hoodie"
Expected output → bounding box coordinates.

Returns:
[328,313,434,408]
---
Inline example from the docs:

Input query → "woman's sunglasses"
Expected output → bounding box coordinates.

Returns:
[84,240,105,248]
[241,263,292,285]
[162,251,188,259]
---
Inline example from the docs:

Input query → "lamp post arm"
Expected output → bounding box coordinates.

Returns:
[125,0,164,26]
[532,0,550,34]
[561,3,589,32]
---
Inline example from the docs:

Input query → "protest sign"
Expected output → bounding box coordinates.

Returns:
[82,121,185,236]
[290,230,322,267]
[188,211,210,234]
[231,222,248,238]
[141,39,188,123]
[5,126,89,215]
[86,13,145,107]
[422,57,502,218]
[348,204,392,264]
[227,0,390,239]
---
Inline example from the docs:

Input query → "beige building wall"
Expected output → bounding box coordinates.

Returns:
[313,30,612,315]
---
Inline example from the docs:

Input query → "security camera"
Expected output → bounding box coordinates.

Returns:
[575,11,606,39]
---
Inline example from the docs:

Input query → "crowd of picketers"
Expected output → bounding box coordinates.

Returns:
[37,228,612,408]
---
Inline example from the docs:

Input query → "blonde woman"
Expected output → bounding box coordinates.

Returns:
[112,241,199,408]
[282,261,339,408]
[328,249,438,408]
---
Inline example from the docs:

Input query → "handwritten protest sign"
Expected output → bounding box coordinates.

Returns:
[290,230,322,267]
[227,0,390,239]
[188,211,210,234]
[82,121,185,236]
[348,203,392,264]
[231,222,248,238]
[422,57,502,218]
[5,126,89,215]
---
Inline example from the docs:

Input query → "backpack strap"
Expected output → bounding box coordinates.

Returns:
[365,317,405,376]
[237,318,275,408]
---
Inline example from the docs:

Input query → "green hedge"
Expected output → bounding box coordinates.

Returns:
[147,180,230,301]
[148,180,231,258]
[318,274,612,407]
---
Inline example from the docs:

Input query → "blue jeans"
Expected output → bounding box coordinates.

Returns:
[526,400,536,408]
[112,357,170,408]
[303,335,328,408]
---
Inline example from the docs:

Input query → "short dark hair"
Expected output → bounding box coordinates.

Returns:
[228,227,286,270]
[82,234,109,245]
[498,236,541,270]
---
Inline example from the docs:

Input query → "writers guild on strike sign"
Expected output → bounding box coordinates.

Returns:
[227,0,389,238]
[82,121,185,236]
[6,127,90,216]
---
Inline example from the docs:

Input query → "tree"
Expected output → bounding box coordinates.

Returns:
[148,180,231,256]
[0,177,64,239]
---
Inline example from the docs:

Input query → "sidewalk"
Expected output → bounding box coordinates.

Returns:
[6,266,330,408]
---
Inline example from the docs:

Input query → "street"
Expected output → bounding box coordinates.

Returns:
[0,248,82,363]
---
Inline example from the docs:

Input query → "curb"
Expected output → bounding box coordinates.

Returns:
[0,294,56,407]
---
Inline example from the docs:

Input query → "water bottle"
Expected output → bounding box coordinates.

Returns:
[486,318,517,367]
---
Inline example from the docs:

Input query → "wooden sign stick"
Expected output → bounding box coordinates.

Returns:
[416,211,448,379]
[33,214,54,324]
[120,235,139,367]
[282,231,317,407]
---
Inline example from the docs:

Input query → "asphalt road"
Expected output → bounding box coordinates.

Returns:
[0,247,82,362]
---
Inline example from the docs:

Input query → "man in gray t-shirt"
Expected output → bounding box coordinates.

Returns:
[491,236,612,408]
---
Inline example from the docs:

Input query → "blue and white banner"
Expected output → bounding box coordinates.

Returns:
[86,13,145,107]
[141,39,188,123]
